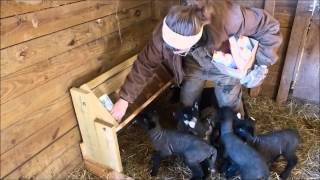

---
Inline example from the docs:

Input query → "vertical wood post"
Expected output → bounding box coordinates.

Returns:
[276,0,314,104]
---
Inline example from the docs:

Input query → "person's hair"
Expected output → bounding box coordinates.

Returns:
[182,0,232,49]
[163,5,207,51]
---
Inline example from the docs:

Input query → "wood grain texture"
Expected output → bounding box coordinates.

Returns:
[34,144,82,179]
[1,1,156,179]
[3,127,81,180]
[83,158,133,180]
[1,3,151,77]
[1,20,155,130]
[95,120,122,171]
[87,55,136,89]
[276,0,313,104]
[1,96,72,154]
[0,0,149,48]
[1,111,77,178]
[1,4,151,104]
[233,0,265,8]
[259,27,291,98]
[275,0,298,28]
[53,159,82,180]
[0,0,83,18]
[151,0,179,20]
[93,67,133,97]
[292,14,320,103]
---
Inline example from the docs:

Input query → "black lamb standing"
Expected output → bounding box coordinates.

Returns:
[136,110,217,180]
[235,117,300,180]
[175,101,213,142]
[213,100,256,179]
[219,107,269,180]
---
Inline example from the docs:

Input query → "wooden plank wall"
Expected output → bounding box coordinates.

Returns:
[0,0,155,179]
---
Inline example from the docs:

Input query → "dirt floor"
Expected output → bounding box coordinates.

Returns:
[67,91,320,180]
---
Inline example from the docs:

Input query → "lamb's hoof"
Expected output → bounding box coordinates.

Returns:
[190,177,203,180]
[150,171,157,177]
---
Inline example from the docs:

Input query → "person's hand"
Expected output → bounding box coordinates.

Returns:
[240,65,268,88]
[111,98,129,122]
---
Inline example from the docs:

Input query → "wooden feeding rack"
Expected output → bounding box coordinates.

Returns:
[70,55,172,179]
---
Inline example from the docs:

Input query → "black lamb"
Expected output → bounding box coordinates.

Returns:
[235,117,300,180]
[136,110,217,180]
[219,107,269,180]
[175,101,213,142]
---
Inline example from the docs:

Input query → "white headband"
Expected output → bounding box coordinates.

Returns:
[162,17,203,50]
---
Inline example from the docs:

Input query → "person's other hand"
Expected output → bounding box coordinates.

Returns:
[240,65,268,88]
[111,98,129,122]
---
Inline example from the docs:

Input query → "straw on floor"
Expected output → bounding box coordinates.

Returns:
[67,94,320,180]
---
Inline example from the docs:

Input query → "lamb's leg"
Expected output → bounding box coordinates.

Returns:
[280,154,298,180]
[223,159,240,178]
[187,163,204,180]
[150,151,162,176]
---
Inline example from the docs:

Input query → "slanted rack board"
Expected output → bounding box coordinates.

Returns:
[70,55,172,179]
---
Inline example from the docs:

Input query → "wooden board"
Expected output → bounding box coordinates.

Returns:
[117,80,172,132]
[71,56,173,172]
[34,144,82,179]
[1,19,155,130]
[95,119,122,172]
[93,67,133,98]
[151,0,180,20]
[0,3,151,77]
[1,96,71,154]
[0,0,150,48]
[233,0,265,8]
[83,159,133,180]
[292,13,319,104]
[71,86,124,171]
[0,0,83,18]
[275,0,298,28]
[53,158,82,180]
[3,127,81,179]
[0,13,150,104]
[87,55,136,89]
[276,0,314,104]
[1,1,157,179]
[1,111,77,178]
[257,27,291,98]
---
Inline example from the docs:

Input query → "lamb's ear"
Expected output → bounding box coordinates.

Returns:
[193,101,199,111]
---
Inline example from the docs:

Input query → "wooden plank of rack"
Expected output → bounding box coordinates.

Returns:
[87,55,136,90]
[92,67,133,97]
[83,158,133,180]
[95,119,122,172]
[116,80,172,132]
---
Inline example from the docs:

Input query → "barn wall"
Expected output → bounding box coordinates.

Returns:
[0,0,155,179]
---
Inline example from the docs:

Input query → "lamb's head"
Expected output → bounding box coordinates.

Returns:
[176,101,199,128]
[135,110,160,131]
[234,113,256,140]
